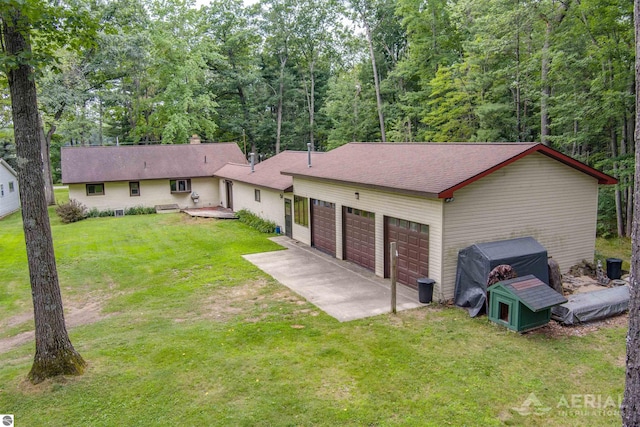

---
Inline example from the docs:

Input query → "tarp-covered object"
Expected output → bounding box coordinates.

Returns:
[551,286,629,325]
[454,237,549,317]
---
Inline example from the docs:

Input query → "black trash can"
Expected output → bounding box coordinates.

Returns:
[417,278,435,304]
[606,258,623,280]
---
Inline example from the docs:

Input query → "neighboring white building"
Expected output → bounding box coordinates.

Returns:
[215,151,317,237]
[0,159,20,218]
[61,142,247,211]
[280,142,617,300]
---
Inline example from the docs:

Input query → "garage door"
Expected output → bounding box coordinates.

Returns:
[311,199,336,256]
[385,217,429,289]
[343,207,375,271]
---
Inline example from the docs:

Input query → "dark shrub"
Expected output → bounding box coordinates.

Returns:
[55,199,87,224]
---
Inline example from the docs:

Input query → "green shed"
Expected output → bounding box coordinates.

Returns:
[488,275,567,332]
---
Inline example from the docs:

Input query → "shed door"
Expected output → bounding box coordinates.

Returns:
[385,217,429,289]
[343,207,375,271]
[311,199,336,256]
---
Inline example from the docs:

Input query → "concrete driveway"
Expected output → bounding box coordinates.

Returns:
[243,236,423,322]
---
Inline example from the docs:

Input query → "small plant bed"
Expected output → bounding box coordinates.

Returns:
[236,209,277,233]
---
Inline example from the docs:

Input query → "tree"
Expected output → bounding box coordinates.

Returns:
[0,2,86,384]
[349,0,387,142]
[622,0,640,422]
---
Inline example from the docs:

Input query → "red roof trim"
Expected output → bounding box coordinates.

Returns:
[438,144,617,198]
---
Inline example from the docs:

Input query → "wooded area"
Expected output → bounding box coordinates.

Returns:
[0,0,634,236]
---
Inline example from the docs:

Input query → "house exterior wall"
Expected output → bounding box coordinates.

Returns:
[68,177,220,210]
[226,180,291,233]
[292,178,445,294]
[442,152,599,299]
[0,163,19,218]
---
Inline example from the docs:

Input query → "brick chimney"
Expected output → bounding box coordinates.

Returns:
[189,134,201,145]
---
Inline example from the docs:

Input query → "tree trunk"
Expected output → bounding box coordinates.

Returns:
[40,115,55,206]
[611,126,625,237]
[362,13,386,142]
[308,59,316,150]
[540,21,551,145]
[276,55,287,154]
[622,0,640,422]
[2,7,85,385]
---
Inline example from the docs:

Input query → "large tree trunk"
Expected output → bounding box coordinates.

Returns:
[622,0,640,422]
[2,7,85,385]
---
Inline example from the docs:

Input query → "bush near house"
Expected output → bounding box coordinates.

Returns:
[237,209,277,233]
[55,199,87,224]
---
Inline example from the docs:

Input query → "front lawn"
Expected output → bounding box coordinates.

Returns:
[0,205,626,426]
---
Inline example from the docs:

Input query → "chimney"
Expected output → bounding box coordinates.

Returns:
[250,152,255,173]
[189,134,201,145]
[307,143,311,168]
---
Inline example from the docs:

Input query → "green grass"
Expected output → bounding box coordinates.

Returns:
[596,236,631,272]
[0,200,627,426]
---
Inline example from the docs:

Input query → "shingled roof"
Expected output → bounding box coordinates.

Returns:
[61,143,247,184]
[281,143,617,198]
[495,275,567,312]
[215,151,315,191]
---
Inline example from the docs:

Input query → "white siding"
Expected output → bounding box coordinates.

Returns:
[292,178,446,297]
[0,163,19,218]
[442,152,599,299]
[68,177,220,210]
[227,180,290,232]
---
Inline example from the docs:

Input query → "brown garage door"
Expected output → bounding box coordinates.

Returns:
[385,217,429,289]
[311,199,336,256]
[343,207,375,271]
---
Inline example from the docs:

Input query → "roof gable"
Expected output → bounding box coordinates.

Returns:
[0,159,17,177]
[61,143,247,184]
[281,143,617,198]
[215,151,316,191]
[492,275,567,312]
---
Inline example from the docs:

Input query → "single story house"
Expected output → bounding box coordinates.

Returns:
[280,142,617,301]
[61,141,246,211]
[215,151,317,237]
[0,158,20,218]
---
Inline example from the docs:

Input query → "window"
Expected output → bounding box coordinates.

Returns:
[255,189,261,202]
[0,184,3,197]
[170,179,191,193]
[294,196,308,226]
[86,183,104,196]
[8,181,14,192]
[129,181,140,197]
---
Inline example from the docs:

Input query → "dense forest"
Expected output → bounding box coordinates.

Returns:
[0,0,634,236]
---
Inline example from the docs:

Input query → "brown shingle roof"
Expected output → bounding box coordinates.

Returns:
[281,142,617,198]
[61,143,247,184]
[215,151,316,191]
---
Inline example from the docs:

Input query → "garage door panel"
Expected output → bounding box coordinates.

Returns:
[343,207,375,271]
[311,200,336,256]
[385,216,429,289]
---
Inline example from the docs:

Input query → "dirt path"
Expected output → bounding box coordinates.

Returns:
[0,300,108,354]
